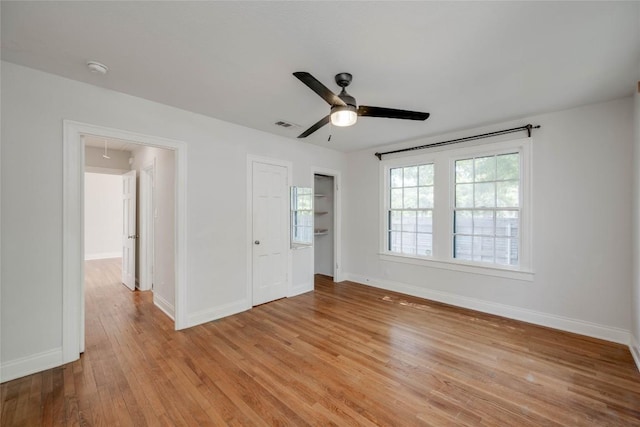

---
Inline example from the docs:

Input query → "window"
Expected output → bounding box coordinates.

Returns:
[381,138,531,277]
[453,153,520,265]
[388,164,434,256]
[290,186,313,246]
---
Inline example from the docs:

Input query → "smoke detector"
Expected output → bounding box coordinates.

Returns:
[87,61,109,75]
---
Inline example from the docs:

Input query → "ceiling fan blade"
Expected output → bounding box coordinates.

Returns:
[298,115,330,138]
[293,72,346,107]
[358,105,430,121]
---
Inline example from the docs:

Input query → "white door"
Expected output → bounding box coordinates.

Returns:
[252,161,288,305]
[122,170,137,290]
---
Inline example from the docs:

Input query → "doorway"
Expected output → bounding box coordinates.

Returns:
[82,136,176,315]
[62,120,187,365]
[314,174,334,277]
[312,168,342,284]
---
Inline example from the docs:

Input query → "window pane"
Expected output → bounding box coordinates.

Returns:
[402,210,417,232]
[297,212,312,227]
[456,183,473,208]
[302,227,313,243]
[497,153,519,180]
[389,211,402,231]
[298,194,312,210]
[456,159,473,183]
[389,231,401,252]
[495,237,509,265]
[454,210,472,234]
[417,210,433,233]
[418,164,434,186]
[474,156,496,182]
[495,237,519,265]
[496,211,519,237]
[417,233,433,256]
[474,182,496,208]
[509,240,519,265]
[391,188,403,209]
[474,236,494,262]
[418,187,434,208]
[295,226,313,243]
[454,235,472,260]
[497,180,519,207]
[401,232,416,254]
[403,187,418,209]
[391,167,403,188]
[473,210,494,235]
[403,166,418,187]
[388,162,434,259]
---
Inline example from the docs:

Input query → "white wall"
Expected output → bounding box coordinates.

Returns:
[344,97,634,343]
[84,173,123,260]
[0,61,346,380]
[130,145,175,316]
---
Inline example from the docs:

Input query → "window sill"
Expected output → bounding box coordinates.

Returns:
[379,253,534,282]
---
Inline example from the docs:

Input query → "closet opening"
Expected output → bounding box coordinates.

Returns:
[314,174,335,279]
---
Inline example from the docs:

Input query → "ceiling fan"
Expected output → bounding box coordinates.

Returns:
[293,71,430,138]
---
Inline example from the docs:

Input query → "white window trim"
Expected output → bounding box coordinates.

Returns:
[380,137,533,280]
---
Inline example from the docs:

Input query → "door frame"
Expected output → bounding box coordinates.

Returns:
[121,169,138,291]
[139,160,156,291]
[62,120,187,364]
[311,167,343,282]
[246,155,292,307]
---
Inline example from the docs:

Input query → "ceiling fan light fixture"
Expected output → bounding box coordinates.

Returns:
[330,105,357,127]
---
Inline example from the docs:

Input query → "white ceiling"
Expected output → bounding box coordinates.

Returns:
[2,1,639,152]
[83,135,136,153]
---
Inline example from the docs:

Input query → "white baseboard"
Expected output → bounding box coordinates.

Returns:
[153,293,175,320]
[187,299,250,328]
[1,347,63,383]
[289,283,313,298]
[630,335,640,372]
[84,252,121,261]
[344,273,630,345]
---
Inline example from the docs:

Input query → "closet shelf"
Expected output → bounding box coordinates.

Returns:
[314,228,329,236]
[314,194,326,198]
[314,211,329,215]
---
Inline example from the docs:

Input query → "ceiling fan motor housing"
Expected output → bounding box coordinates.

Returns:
[335,72,353,88]
[338,91,356,107]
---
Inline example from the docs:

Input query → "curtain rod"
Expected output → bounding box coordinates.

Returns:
[374,124,540,160]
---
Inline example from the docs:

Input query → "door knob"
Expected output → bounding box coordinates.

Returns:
[254,240,260,245]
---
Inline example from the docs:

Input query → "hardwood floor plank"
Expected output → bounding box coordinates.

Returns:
[2,260,640,426]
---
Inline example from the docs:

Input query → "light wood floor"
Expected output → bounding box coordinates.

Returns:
[2,258,640,426]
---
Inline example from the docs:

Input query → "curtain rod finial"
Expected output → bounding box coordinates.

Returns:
[525,124,541,137]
